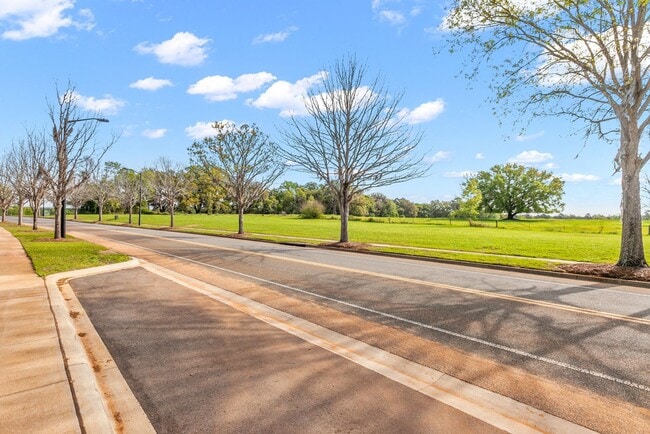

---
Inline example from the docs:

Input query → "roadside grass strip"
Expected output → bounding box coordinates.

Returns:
[1,223,129,276]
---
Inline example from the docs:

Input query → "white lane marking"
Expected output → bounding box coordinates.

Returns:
[68,219,650,298]
[106,238,650,393]
[97,228,650,325]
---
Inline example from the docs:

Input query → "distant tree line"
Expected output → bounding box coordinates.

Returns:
[62,168,463,220]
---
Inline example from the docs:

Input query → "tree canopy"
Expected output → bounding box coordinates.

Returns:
[189,122,285,234]
[463,163,565,220]
[444,0,650,265]
[282,55,427,243]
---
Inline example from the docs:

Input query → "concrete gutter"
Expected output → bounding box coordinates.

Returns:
[45,259,154,434]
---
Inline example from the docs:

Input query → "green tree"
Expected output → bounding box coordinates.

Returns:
[443,1,650,265]
[350,194,374,216]
[371,193,399,217]
[184,165,225,214]
[453,177,482,221]
[394,197,419,218]
[467,164,564,220]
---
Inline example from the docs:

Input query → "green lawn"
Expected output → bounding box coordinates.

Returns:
[2,223,129,276]
[70,213,646,268]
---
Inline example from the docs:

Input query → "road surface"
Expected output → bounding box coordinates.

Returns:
[29,218,650,430]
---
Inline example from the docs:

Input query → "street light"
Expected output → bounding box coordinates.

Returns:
[138,171,143,226]
[69,117,109,124]
[60,117,109,238]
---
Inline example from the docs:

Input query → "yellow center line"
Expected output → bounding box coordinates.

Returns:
[106,228,650,326]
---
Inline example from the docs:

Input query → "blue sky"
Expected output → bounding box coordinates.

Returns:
[0,0,631,215]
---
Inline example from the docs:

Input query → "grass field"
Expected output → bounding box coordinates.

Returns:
[2,223,129,276]
[69,213,649,269]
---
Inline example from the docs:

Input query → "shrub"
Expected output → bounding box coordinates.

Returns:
[300,199,325,219]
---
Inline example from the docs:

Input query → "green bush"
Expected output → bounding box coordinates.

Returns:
[300,199,325,219]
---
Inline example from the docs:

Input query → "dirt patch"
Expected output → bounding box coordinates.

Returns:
[559,263,650,282]
[33,237,74,243]
[321,241,371,250]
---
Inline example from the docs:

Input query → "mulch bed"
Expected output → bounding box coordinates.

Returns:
[559,263,650,282]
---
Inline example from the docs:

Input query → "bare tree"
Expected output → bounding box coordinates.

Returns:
[443,1,650,266]
[88,161,119,222]
[152,158,188,228]
[68,182,90,219]
[41,83,117,238]
[282,56,427,243]
[8,132,54,230]
[4,142,28,225]
[189,122,285,234]
[0,154,15,222]
[115,167,141,224]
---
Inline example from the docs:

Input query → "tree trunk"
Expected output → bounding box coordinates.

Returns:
[1,209,6,222]
[17,200,23,226]
[53,200,62,239]
[32,211,38,230]
[170,206,175,228]
[98,199,103,222]
[74,207,79,220]
[339,200,350,243]
[128,207,133,225]
[618,160,647,266]
[238,208,244,234]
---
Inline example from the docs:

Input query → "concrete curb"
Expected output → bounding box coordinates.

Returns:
[45,258,154,434]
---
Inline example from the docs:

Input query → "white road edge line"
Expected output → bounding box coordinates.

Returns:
[138,260,595,434]
[86,222,650,297]
[100,228,650,325]
[113,238,650,394]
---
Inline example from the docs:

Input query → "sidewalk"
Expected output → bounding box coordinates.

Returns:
[0,227,81,433]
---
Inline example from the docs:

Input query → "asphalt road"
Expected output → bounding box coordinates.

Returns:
[29,219,650,429]
[71,267,504,433]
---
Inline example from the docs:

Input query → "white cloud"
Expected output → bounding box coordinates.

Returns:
[73,92,125,115]
[142,128,167,139]
[475,153,485,160]
[248,72,325,117]
[427,151,451,163]
[508,150,553,164]
[185,120,237,140]
[399,99,445,124]
[514,130,544,142]
[561,173,600,182]
[444,170,475,178]
[372,0,413,26]
[410,6,423,17]
[378,10,406,25]
[544,162,558,169]
[0,0,95,40]
[129,77,173,91]
[135,32,210,66]
[253,26,298,45]
[610,177,622,186]
[188,72,276,102]
[185,122,214,140]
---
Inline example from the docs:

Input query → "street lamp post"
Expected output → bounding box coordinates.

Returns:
[138,171,143,226]
[60,117,109,238]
